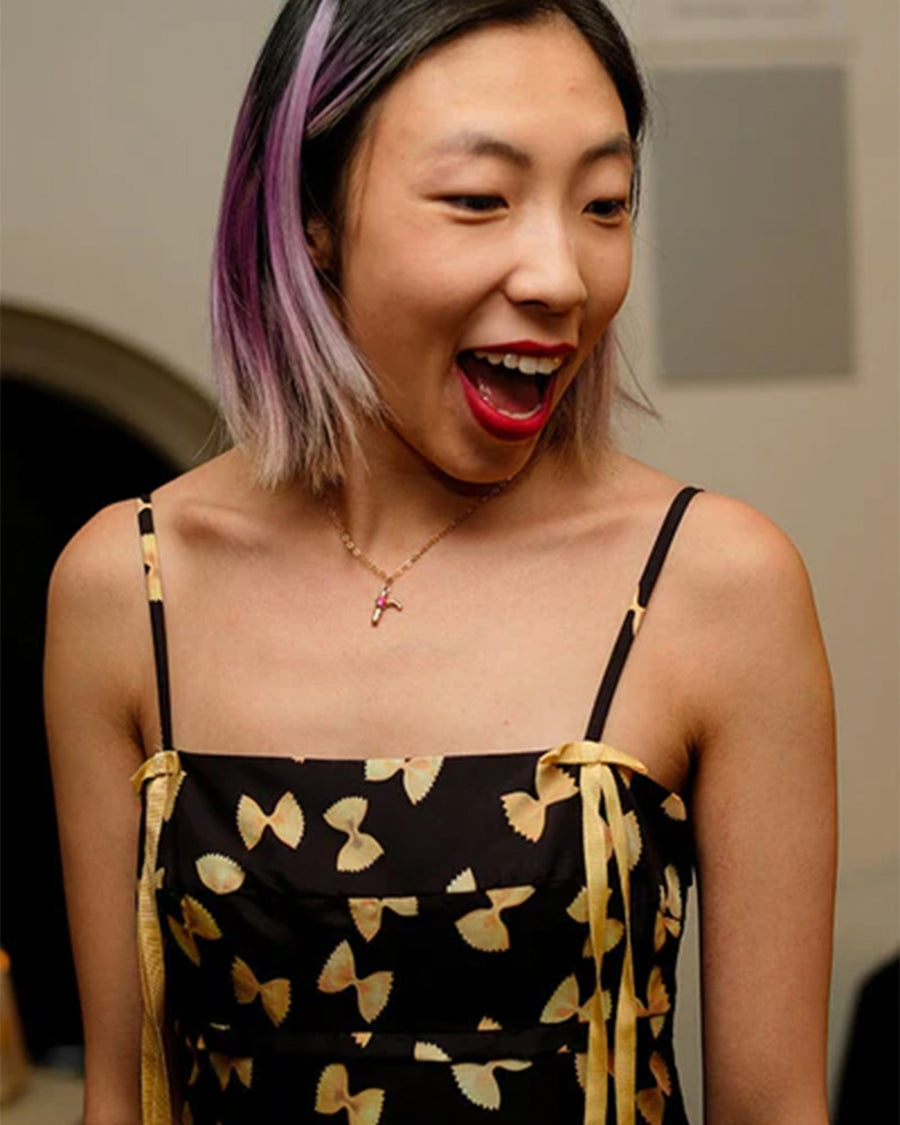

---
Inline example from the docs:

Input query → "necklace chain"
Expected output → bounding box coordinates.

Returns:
[323,478,511,624]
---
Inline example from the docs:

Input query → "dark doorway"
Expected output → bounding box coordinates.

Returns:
[1,376,178,1061]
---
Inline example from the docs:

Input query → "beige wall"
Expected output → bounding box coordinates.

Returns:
[3,1,897,1115]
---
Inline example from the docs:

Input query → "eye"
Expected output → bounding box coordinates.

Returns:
[586,198,630,222]
[443,195,507,213]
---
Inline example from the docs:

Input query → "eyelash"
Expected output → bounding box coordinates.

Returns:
[444,195,506,213]
[586,199,630,220]
[443,195,630,220]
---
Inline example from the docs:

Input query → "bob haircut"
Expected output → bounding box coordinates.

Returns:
[212,0,648,491]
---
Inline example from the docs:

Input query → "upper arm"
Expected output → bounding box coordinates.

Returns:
[44,501,151,1125]
[685,495,836,1125]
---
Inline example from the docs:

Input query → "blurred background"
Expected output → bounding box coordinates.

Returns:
[1,1,896,1120]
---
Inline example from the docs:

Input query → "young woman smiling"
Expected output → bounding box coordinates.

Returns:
[45,2,836,1123]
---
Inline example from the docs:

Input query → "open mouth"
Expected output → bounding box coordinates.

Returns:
[456,350,555,419]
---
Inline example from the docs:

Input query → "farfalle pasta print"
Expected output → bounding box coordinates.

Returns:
[364,756,444,804]
[315,1063,385,1124]
[237,790,305,850]
[324,796,384,872]
[318,940,393,1024]
[500,758,579,842]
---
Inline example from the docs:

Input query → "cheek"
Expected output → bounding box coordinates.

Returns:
[589,237,633,319]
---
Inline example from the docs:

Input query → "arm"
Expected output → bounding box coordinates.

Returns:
[45,502,151,1125]
[687,496,836,1125]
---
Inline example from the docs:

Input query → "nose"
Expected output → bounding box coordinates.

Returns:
[504,212,588,314]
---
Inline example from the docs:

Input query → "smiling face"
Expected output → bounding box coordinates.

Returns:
[332,13,635,484]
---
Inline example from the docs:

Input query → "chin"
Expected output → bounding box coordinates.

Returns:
[426,440,539,490]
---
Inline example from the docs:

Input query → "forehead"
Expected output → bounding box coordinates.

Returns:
[361,14,629,168]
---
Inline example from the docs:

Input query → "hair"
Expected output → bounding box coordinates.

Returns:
[211,0,649,491]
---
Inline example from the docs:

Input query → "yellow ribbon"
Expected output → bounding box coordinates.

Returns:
[132,749,182,1125]
[540,741,647,1125]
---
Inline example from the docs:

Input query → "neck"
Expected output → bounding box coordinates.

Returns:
[323,421,545,562]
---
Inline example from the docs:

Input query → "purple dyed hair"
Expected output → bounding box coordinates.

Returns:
[212,0,650,490]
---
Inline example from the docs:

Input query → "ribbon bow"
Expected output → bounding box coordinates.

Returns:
[364,756,443,804]
[316,1063,385,1124]
[323,797,384,873]
[538,741,649,1125]
[500,757,579,842]
[130,750,186,1125]
[455,886,535,952]
[237,791,304,850]
[232,956,291,1026]
[349,896,418,942]
[317,940,392,1024]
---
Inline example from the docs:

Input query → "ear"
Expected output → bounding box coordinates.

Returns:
[305,215,335,274]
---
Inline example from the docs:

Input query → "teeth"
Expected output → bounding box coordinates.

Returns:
[472,350,564,376]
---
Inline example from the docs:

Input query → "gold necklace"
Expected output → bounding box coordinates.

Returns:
[323,479,511,625]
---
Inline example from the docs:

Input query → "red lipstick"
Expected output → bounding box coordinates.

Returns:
[469,340,576,358]
[454,360,558,441]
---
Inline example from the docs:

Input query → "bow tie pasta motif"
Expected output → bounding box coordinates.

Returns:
[232,956,291,1027]
[315,1063,384,1124]
[324,797,384,873]
[451,1059,532,1110]
[623,808,643,870]
[139,525,163,602]
[654,865,683,952]
[209,1053,253,1092]
[446,867,477,894]
[237,791,304,851]
[568,884,624,957]
[318,940,393,1024]
[636,1051,673,1125]
[413,1041,452,1062]
[637,965,672,1038]
[661,791,687,820]
[500,759,578,842]
[195,853,245,895]
[540,973,592,1024]
[364,756,443,804]
[455,885,535,952]
[348,896,418,942]
[167,896,222,966]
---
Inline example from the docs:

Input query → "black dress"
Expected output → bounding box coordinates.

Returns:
[132,487,700,1125]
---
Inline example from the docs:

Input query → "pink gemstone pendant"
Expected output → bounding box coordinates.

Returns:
[371,583,403,626]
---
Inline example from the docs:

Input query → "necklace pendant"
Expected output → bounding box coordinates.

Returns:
[371,583,403,626]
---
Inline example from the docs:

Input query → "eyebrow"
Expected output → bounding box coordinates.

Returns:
[425,130,636,171]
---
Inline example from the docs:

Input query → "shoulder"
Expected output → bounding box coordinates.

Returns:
[663,489,832,749]
[593,454,811,606]
[671,488,817,630]
[48,497,146,622]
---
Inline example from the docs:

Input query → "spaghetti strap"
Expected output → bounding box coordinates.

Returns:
[136,496,174,751]
[584,486,702,743]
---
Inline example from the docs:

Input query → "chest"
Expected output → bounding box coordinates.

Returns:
[138,517,694,794]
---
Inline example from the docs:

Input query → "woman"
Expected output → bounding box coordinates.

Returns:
[45,1,836,1122]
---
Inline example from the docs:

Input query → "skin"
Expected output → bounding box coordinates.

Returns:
[45,14,835,1125]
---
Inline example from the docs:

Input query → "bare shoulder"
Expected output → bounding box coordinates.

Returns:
[48,497,146,624]
[671,489,819,631]
[665,489,832,749]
